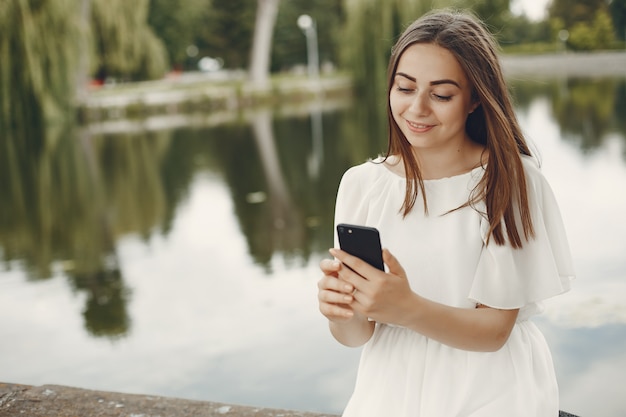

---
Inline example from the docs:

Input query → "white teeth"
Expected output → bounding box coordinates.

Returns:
[408,121,428,128]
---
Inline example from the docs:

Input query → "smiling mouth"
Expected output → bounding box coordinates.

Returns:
[406,120,433,130]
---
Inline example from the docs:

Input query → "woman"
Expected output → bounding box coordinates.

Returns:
[317,9,575,417]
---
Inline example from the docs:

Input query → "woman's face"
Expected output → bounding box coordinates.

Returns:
[389,43,478,155]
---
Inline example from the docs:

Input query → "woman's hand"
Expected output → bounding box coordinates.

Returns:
[317,257,356,322]
[318,254,377,347]
[330,247,418,326]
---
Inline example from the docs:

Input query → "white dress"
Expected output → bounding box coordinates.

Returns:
[333,156,575,417]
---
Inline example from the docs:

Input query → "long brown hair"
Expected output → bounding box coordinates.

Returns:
[385,9,534,248]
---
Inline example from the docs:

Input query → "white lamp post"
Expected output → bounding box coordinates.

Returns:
[297,14,320,80]
[558,29,569,53]
[297,15,323,178]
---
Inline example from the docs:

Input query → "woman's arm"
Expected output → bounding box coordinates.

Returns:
[318,258,376,347]
[330,248,519,352]
[400,296,518,351]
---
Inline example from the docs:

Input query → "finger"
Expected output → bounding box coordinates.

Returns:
[319,301,354,320]
[329,248,378,280]
[319,287,354,305]
[382,248,407,278]
[318,275,354,294]
[320,258,341,274]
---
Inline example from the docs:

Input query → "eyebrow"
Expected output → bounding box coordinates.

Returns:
[395,72,461,88]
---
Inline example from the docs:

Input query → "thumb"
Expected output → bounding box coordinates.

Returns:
[382,248,407,279]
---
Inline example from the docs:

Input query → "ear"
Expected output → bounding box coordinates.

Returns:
[468,101,480,114]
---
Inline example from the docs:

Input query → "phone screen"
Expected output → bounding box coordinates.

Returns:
[336,223,384,271]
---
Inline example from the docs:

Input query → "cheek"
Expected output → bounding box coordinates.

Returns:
[389,94,405,119]
[439,104,470,125]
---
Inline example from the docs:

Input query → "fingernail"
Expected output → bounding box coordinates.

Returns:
[329,248,338,256]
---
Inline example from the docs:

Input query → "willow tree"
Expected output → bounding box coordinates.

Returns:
[1,0,169,133]
[91,0,168,81]
[0,0,82,132]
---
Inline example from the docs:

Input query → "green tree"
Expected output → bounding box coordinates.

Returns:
[185,0,346,73]
[457,0,512,31]
[498,14,552,45]
[444,1,553,49]
[147,0,212,70]
[0,0,82,131]
[196,0,257,70]
[548,0,608,28]
[569,9,616,50]
[271,0,345,72]
[610,0,626,40]
[1,0,171,132]
[91,0,168,81]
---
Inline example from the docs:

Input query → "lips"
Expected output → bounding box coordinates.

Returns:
[405,119,434,133]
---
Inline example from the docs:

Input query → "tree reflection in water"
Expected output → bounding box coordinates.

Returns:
[510,77,626,155]
[1,76,625,342]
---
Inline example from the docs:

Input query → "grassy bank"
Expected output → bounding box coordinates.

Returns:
[79,51,626,126]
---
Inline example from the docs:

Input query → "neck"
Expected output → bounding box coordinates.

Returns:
[411,137,485,180]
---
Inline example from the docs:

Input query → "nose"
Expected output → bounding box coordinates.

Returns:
[408,92,430,116]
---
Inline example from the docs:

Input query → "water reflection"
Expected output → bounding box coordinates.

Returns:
[0,76,625,416]
[510,77,626,155]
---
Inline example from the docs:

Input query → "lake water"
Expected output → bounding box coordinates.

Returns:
[1,76,625,416]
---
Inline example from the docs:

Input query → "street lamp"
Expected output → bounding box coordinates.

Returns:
[297,14,319,80]
[297,15,323,178]
[558,29,569,54]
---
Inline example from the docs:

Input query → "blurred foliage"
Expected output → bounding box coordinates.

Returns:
[551,78,624,152]
[568,9,617,50]
[611,0,626,40]
[147,0,211,69]
[195,0,257,70]
[270,0,344,72]
[508,77,626,154]
[96,0,626,76]
[1,0,168,132]
[548,0,622,49]
[0,123,174,337]
[0,0,81,132]
[454,0,512,31]
[91,0,168,81]
[548,0,608,28]
[160,0,343,71]
[0,106,352,334]
[497,15,552,46]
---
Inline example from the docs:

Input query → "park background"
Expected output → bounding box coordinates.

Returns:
[1,0,626,416]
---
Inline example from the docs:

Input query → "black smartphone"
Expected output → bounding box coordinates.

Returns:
[336,223,384,271]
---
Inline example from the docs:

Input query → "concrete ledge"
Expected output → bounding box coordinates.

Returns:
[0,383,581,416]
[0,383,338,417]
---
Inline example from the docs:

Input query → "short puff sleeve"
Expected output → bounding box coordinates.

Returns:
[468,157,575,312]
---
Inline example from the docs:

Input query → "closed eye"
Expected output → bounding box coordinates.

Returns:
[433,94,452,101]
